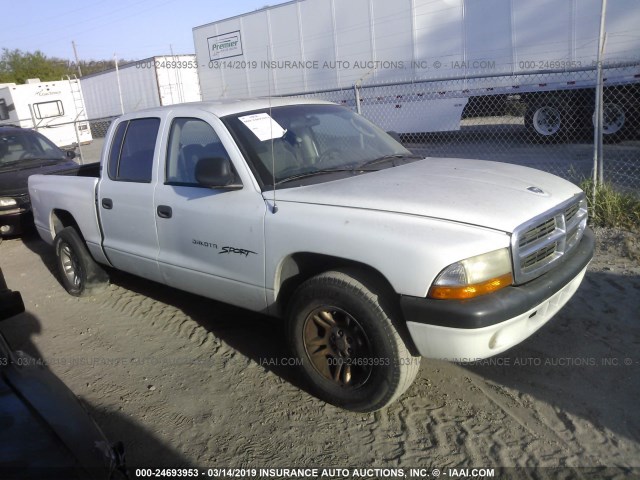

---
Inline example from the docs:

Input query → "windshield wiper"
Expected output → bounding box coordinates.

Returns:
[273,154,423,186]
[358,153,424,169]
[274,167,376,186]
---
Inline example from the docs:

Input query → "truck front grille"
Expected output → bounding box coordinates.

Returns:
[511,194,588,284]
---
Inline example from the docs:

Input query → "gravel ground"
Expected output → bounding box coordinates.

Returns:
[0,226,639,477]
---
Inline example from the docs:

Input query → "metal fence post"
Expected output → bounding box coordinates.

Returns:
[593,0,608,195]
[73,118,84,165]
[283,60,639,195]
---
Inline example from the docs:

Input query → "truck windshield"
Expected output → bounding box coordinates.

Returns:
[222,104,415,188]
[0,130,66,167]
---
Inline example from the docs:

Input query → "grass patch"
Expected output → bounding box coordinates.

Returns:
[580,179,640,231]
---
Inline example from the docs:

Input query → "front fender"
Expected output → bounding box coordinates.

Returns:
[265,202,510,303]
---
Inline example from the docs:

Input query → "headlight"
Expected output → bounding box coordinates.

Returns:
[428,248,513,300]
[0,197,17,207]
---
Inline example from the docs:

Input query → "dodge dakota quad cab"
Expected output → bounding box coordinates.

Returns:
[28,99,594,412]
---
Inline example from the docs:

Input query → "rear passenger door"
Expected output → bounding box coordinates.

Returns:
[97,116,164,283]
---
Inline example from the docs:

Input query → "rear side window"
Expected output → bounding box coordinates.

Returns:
[108,118,160,183]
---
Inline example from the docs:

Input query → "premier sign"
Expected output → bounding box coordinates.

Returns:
[207,31,243,60]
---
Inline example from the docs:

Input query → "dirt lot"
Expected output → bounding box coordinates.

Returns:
[0,227,639,476]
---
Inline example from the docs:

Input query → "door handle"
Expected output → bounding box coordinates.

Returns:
[101,198,113,209]
[157,205,172,219]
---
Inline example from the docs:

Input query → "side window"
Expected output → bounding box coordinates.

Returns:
[108,118,160,183]
[166,117,232,186]
[108,121,127,179]
[33,100,64,119]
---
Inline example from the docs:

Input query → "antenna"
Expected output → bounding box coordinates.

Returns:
[267,42,278,213]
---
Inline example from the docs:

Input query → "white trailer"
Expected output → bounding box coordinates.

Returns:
[192,0,640,138]
[79,55,202,119]
[0,78,92,148]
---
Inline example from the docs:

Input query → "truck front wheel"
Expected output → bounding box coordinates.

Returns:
[287,270,420,412]
[54,227,108,296]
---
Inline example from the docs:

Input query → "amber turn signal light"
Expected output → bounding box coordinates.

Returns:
[428,273,513,300]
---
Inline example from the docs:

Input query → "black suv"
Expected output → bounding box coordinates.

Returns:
[0,126,79,236]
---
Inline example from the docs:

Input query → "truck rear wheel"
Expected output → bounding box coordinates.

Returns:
[596,92,636,142]
[287,269,420,412]
[54,227,108,296]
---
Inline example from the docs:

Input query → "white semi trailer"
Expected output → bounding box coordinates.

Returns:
[0,78,92,148]
[192,0,640,140]
[79,55,202,120]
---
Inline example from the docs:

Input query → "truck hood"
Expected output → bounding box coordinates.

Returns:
[0,160,79,196]
[270,158,583,233]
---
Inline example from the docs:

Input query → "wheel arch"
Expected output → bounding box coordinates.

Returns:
[274,252,419,355]
[50,209,84,241]
[275,253,394,312]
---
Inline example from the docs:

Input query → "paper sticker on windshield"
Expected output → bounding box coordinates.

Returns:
[238,113,285,141]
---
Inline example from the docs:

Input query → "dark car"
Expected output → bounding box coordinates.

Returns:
[0,268,127,479]
[0,126,80,236]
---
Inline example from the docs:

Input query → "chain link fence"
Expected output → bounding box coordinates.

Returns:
[44,64,639,197]
[29,116,118,164]
[286,64,640,196]
[72,116,118,164]
[85,116,118,139]
[0,114,118,164]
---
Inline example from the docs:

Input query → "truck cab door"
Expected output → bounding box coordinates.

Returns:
[153,114,267,311]
[97,116,163,283]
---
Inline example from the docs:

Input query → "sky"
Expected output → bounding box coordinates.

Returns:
[1,0,289,62]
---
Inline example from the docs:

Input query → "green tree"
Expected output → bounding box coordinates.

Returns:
[0,48,69,84]
[0,49,134,84]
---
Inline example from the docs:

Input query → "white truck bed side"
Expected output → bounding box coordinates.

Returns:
[28,175,107,264]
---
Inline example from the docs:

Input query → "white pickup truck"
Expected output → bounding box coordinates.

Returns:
[28,98,594,412]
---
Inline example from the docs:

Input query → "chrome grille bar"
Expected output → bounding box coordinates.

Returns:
[511,193,588,284]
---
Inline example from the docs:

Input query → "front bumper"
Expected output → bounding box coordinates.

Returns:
[401,227,594,359]
[0,195,31,236]
[0,210,31,236]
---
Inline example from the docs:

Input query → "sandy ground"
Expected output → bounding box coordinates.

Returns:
[0,227,639,476]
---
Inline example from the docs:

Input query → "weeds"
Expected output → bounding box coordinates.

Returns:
[580,179,640,231]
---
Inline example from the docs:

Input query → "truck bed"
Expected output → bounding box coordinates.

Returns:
[28,174,103,259]
[73,162,101,178]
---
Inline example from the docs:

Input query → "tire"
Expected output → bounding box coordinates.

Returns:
[54,227,108,296]
[525,103,567,142]
[596,92,636,142]
[287,269,421,412]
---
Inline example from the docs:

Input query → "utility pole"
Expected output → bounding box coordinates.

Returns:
[114,53,125,115]
[71,41,82,77]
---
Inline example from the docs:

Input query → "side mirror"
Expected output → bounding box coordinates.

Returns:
[195,157,242,189]
[65,150,76,159]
